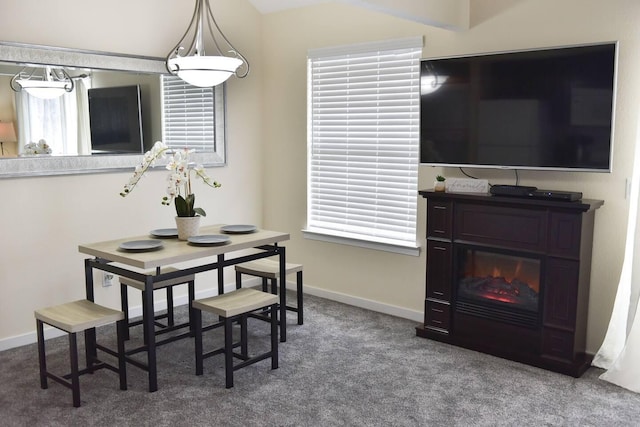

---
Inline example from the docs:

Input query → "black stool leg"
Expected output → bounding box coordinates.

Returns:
[120,283,130,340]
[166,286,175,327]
[36,319,48,389]
[188,280,196,336]
[297,270,304,325]
[116,319,128,391]
[69,332,81,408]
[141,291,149,345]
[240,314,248,357]
[85,327,97,374]
[224,317,234,388]
[235,270,242,290]
[194,309,203,376]
[271,304,279,370]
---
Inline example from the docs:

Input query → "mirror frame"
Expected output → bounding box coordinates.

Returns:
[0,41,227,179]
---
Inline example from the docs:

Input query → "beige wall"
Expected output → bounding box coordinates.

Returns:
[261,0,640,354]
[0,0,638,356]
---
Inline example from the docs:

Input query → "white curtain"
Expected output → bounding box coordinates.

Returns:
[14,80,90,155]
[59,90,78,155]
[14,93,29,151]
[75,77,92,155]
[592,116,640,393]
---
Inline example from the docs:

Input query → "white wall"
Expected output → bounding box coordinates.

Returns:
[260,0,640,353]
[0,0,264,346]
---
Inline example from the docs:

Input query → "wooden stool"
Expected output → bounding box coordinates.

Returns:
[192,288,279,388]
[119,267,196,341]
[235,259,304,325]
[34,300,127,407]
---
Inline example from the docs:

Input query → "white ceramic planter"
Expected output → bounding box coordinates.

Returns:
[175,216,201,240]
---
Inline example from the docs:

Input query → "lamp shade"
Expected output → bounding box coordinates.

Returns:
[16,80,70,99]
[0,122,16,142]
[167,55,243,87]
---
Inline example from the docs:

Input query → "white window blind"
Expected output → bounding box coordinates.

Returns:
[306,37,422,253]
[161,75,219,152]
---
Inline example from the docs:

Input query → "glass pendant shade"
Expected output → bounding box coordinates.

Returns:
[167,55,242,87]
[11,65,74,99]
[16,80,70,99]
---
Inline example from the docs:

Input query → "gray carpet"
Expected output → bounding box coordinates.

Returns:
[1,293,639,426]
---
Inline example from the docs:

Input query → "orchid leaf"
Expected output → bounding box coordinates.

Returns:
[174,195,190,217]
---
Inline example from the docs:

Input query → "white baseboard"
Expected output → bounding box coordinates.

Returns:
[302,284,423,323]
[0,279,422,352]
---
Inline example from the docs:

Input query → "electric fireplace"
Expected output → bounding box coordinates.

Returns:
[416,190,604,377]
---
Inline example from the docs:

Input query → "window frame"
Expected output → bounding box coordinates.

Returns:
[304,37,423,256]
[160,75,227,162]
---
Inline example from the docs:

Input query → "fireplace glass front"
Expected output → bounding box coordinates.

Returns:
[456,247,541,327]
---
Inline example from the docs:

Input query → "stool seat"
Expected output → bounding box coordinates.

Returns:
[235,259,303,278]
[193,288,279,317]
[119,267,196,290]
[35,300,124,334]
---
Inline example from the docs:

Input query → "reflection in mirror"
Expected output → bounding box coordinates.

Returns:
[2,62,160,156]
[0,42,226,178]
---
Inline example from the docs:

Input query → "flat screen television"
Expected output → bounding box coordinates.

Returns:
[419,42,617,172]
[88,85,144,154]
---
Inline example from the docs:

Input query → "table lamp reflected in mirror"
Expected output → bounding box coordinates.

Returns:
[0,121,16,157]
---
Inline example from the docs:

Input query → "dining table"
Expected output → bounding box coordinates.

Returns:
[78,224,290,392]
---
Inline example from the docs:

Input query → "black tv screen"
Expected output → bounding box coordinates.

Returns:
[88,85,144,154]
[420,42,617,172]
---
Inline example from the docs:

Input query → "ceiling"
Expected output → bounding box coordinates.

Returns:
[246,0,470,31]
[247,0,331,14]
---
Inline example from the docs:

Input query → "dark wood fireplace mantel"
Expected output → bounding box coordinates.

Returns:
[416,190,603,377]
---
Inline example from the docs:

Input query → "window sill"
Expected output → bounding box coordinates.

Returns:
[302,229,421,256]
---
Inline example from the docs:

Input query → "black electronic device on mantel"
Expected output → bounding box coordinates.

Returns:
[529,189,583,202]
[490,185,582,201]
[419,42,617,172]
[490,185,537,197]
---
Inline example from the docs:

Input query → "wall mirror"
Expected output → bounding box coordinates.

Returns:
[0,42,226,178]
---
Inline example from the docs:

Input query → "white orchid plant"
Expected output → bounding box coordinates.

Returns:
[24,139,52,155]
[120,141,221,217]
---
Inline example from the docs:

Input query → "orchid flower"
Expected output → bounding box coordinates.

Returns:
[120,141,221,217]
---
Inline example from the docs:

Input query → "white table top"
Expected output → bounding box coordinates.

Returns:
[78,224,290,269]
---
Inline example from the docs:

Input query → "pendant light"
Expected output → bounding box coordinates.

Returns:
[166,0,249,87]
[10,66,74,99]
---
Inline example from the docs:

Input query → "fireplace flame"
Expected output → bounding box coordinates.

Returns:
[463,252,540,293]
[460,249,540,312]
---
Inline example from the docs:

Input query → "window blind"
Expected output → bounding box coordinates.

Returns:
[161,75,216,151]
[307,37,422,249]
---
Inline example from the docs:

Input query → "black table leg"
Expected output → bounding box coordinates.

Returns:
[279,246,286,342]
[83,259,98,365]
[217,254,225,295]
[143,275,158,392]
[84,258,95,302]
